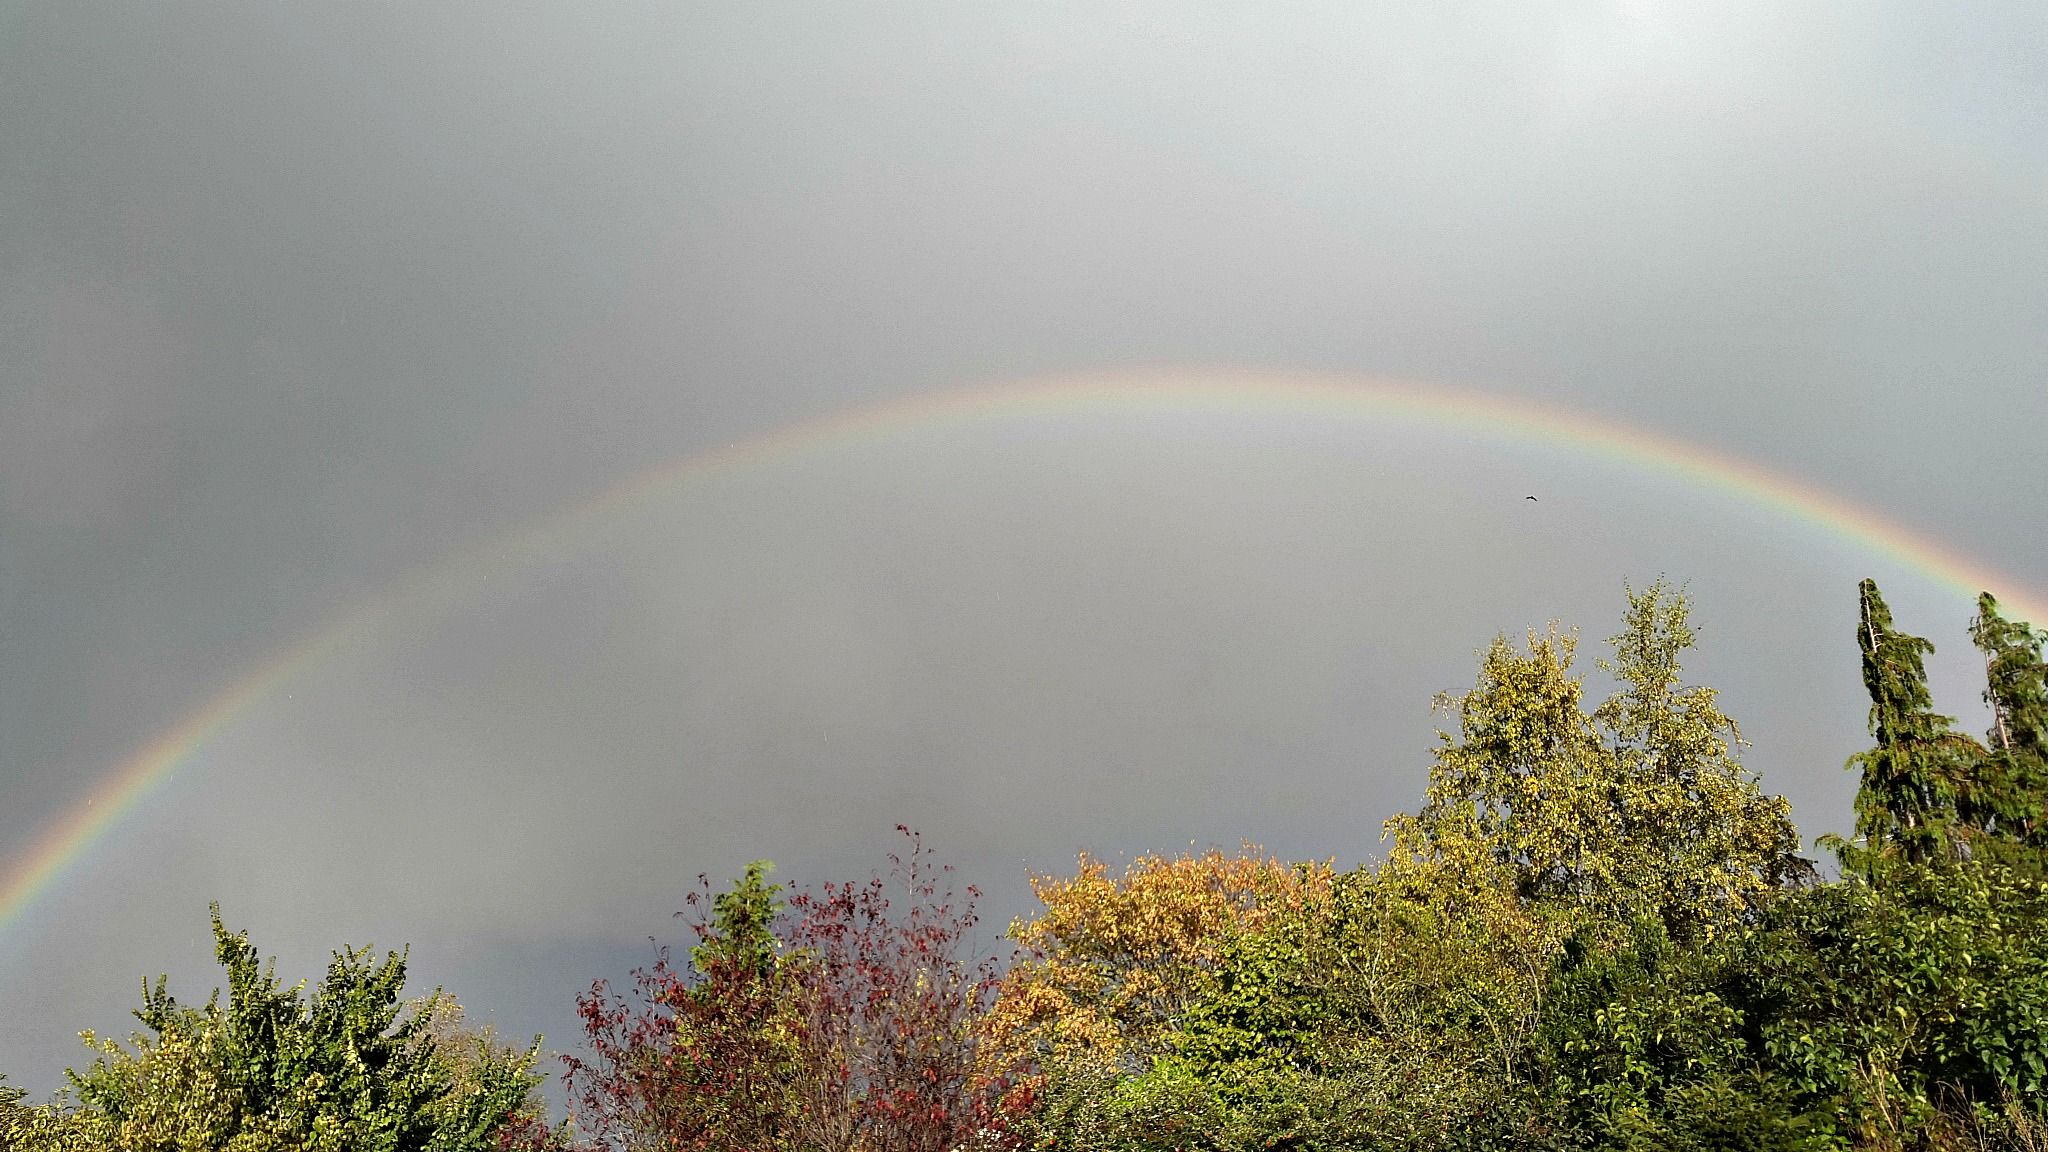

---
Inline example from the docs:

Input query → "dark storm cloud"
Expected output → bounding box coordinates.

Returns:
[3,1,2043,1094]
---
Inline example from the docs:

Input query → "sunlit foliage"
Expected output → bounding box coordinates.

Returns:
[985,580,2048,1151]
[0,1076,31,1152]
[566,829,1026,1152]
[1967,592,2048,869]
[8,907,549,1152]
[8,579,2047,1151]
[984,847,1334,1073]
[1829,581,1991,873]
[1389,580,1806,937]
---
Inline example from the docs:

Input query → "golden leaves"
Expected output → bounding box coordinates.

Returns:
[985,848,1333,1070]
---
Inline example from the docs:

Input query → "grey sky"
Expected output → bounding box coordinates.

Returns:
[3,2,2044,1099]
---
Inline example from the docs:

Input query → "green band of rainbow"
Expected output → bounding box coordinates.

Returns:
[3,369,2039,939]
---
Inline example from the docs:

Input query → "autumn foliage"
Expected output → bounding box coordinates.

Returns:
[565,829,1028,1152]
[9,581,2048,1151]
[984,848,1334,1073]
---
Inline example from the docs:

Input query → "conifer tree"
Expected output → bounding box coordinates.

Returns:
[1968,593,2048,860]
[694,859,784,980]
[1838,579,1986,871]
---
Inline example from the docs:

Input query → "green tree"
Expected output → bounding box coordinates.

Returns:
[1725,859,2048,1149]
[1968,593,2048,861]
[1592,581,1811,932]
[1833,580,1989,872]
[13,906,548,1152]
[410,999,571,1150]
[1391,622,1614,914]
[1005,585,1808,1152]
[1009,862,1569,1152]
[1391,581,1803,935]
[566,862,806,1151]
[1170,866,1568,1152]
[694,859,783,980]
[1537,918,1834,1152]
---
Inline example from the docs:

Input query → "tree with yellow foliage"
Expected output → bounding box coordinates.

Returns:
[1389,580,1806,937]
[985,847,1334,1078]
[991,583,1814,1151]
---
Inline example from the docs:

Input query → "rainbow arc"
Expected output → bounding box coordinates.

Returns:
[3,369,2040,938]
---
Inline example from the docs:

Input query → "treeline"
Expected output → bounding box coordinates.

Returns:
[5,579,2047,1151]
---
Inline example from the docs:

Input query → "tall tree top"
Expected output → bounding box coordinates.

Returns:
[1967,593,2048,858]
[1393,582,1801,936]
[1838,580,1986,872]
[1972,593,2048,759]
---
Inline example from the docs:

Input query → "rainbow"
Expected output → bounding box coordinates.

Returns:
[2,368,2041,938]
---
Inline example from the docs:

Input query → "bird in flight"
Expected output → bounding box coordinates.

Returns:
[1525,495,1538,502]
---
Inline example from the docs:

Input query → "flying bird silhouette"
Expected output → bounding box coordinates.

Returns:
[1525,495,1538,502]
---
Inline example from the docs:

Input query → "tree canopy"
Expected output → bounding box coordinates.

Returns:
[1389,580,1805,936]
[6,908,553,1152]
[9,578,2047,1151]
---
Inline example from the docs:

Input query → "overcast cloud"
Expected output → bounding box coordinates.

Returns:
[3,2,2044,1095]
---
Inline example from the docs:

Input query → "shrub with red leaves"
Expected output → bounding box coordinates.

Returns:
[564,828,1028,1152]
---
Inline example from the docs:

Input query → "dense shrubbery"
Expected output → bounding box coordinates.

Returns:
[5,578,2045,1150]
